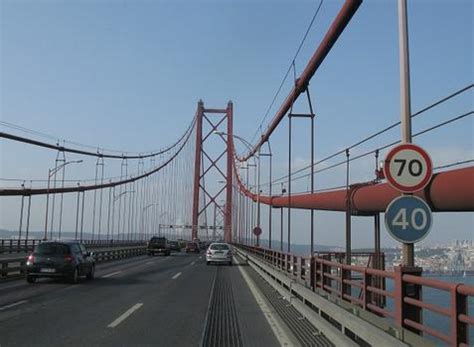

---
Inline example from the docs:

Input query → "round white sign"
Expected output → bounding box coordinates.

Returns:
[383,144,433,193]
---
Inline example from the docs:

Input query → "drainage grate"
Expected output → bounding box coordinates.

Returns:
[246,265,334,347]
[201,267,243,347]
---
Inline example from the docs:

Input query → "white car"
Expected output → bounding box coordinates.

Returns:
[206,243,232,265]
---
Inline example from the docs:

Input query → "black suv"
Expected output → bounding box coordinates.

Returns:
[25,241,95,284]
[147,237,171,256]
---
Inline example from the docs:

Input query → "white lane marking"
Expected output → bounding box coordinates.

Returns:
[107,303,143,328]
[237,258,294,347]
[0,300,28,311]
[190,261,196,266]
[145,261,154,265]
[199,256,202,259]
[171,272,182,280]
[101,270,123,278]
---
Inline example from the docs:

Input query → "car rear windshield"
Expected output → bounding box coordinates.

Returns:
[35,243,70,255]
[149,238,166,244]
[210,244,229,250]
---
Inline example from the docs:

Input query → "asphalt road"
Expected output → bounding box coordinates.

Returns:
[0,252,279,346]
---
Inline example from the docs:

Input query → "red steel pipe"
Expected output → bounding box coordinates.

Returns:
[242,0,363,160]
[238,166,474,214]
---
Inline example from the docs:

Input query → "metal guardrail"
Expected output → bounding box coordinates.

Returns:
[237,244,474,347]
[0,245,147,280]
[0,239,146,254]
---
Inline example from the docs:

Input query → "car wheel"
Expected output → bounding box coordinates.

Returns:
[206,261,210,266]
[86,266,95,280]
[26,275,36,283]
[69,267,79,284]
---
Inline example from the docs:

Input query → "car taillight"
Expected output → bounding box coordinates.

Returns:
[26,254,35,265]
[64,255,74,262]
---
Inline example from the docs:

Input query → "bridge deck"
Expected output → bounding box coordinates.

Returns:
[0,252,280,346]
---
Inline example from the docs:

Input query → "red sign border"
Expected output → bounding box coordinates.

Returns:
[253,227,262,236]
[383,144,433,193]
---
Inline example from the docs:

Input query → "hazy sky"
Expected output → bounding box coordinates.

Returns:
[1,0,472,247]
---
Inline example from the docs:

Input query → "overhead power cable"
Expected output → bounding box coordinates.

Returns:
[263,84,473,186]
[264,110,473,187]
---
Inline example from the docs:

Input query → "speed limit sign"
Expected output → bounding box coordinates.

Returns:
[385,195,433,243]
[383,144,433,193]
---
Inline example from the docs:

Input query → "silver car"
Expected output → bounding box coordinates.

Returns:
[206,243,232,265]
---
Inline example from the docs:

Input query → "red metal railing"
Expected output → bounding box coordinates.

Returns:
[238,244,473,347]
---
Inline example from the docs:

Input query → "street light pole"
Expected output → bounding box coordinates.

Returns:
[43,160,83,240]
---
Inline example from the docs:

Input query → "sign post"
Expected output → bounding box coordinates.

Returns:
[253,226,262,247]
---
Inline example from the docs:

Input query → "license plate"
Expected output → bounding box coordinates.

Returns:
[214,251,223,254]
[40,268,56,273]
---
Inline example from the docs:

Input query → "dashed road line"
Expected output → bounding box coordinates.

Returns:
[101,270,123,278]
[191,261,196,266]
[0,300,28,312]
[107,303,143,328]
[172,272,182,280]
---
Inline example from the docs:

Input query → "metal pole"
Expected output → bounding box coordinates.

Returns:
[18,195,25,240]
[213,203,217,240]
[257,150,261,228]
[80,191,85,242]
[75,187,80,240]
[92,160,99,240]
[374,150,381,270]
[58,164,65,239]
[280,207,283,252]
[111,186,116,241]
[398,0,414,267]
[345,149,351,265]
[106,185,112,241]
[268,149,273,249]
[98,159,105,239]
[49,160,58,238]
[225,101,234,242]
[287,115,292,253]
[246,168,249,244]
[43,169,51,240]
[25,195,31,242]
[307,89,316,256]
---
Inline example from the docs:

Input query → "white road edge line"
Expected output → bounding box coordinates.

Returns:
[0,300,28,311]
[101,270,123,278]
[107,303,143,328]
[236,257,294,347]
[172,272,182,280]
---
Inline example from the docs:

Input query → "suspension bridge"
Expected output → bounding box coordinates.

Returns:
[0,0,473,346]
